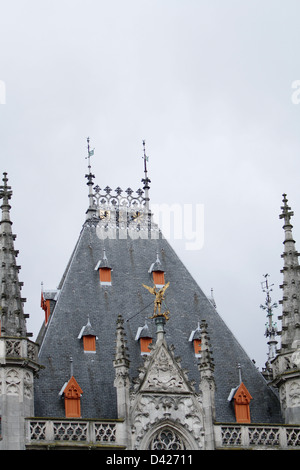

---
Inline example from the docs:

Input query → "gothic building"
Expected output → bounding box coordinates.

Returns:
[0,142,300,450]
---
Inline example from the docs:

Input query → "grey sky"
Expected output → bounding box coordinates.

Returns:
[1,0,300,369]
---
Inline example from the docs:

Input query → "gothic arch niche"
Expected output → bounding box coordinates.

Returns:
[139,421,198,450]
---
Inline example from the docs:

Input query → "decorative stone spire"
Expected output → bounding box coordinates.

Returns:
[0,173,41,450]
[279,194,300,351]
[0,173,28,337]
[271,194,300,424]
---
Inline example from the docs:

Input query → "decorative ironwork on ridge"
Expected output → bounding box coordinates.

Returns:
[92,185,147,210]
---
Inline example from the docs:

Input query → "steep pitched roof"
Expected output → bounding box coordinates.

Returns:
[34,213,282,422]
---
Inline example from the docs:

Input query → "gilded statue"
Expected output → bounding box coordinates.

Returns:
[143,282,170,321]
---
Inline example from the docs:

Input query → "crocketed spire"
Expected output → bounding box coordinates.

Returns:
[0,173,28,337]
[279,194,300,350]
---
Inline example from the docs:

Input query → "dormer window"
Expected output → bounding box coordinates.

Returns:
[40,287,59,325]
[78,318,97,353]
[41,292,50,325]
[149,252,165,288]
[228,382,252,424]
[189,323,202,357]
[135,323,153,355]
[60,376,83,418]
[99,267,112,285]
[153,271,165,287]
[233,383,252,423]
[95,248,112,286]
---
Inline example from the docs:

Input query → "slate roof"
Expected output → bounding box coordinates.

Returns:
[34,217,282,423]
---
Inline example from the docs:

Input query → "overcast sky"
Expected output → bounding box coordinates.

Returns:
[1,0,300,369]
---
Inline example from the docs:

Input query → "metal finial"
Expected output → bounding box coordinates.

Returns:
[260,274,278,363]
[141,140,151,211]
[70,356,74,377]
[85,138,96,212]
[142,140,148,173]
[85,137,95,175]
[237,363,242,383]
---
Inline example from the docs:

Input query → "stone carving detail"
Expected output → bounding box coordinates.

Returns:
[289,381,300,407]
[291,348,300,368]
[140,345,190,393]
[24,371,33,399]
[130,340,204,450]
[27,341,38,361]
[6,368,20,395]
[6,339,21,357]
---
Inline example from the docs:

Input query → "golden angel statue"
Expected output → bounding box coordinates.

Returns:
[143,281,170,321]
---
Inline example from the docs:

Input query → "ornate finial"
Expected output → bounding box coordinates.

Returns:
[85,137,95,186]
[280,193,294,226]
[0,172,13,207]
[141,140,151,212]
[142,140,148,174]
[260,274,278,363]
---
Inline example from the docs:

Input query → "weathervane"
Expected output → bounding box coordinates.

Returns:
[86,137,95,174]
[141,140,151,212]
[85,137,96,211]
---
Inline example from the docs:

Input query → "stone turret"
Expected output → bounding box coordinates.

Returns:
[0,173,41,450]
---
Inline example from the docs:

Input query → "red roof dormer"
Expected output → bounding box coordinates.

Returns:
[60,376,83,418]
[148,251,165,288]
